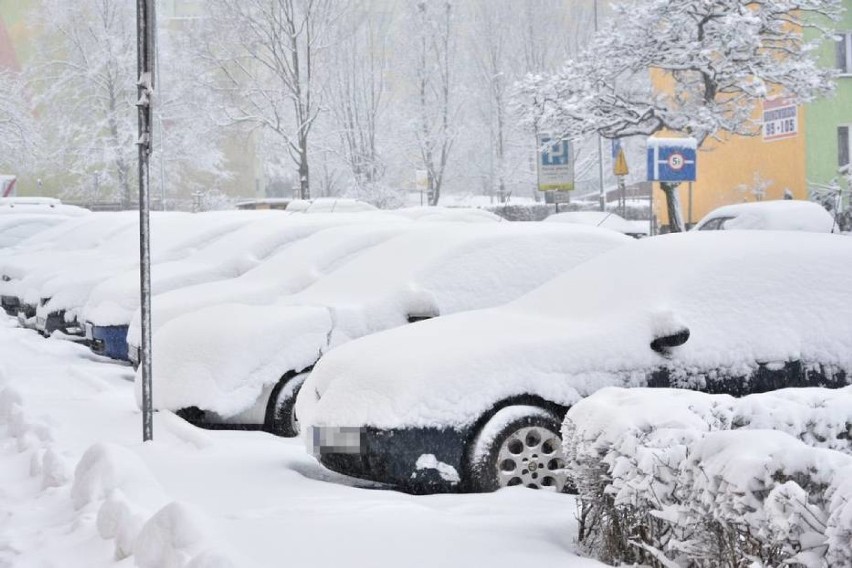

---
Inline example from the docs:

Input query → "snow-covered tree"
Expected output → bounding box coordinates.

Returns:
[409,0,457,206]
[517,0,842,231]
[326,1,397,206]
[198,0,341,200]
[0,71,36,174]
[28,0,228,207]
[29,0,137,205]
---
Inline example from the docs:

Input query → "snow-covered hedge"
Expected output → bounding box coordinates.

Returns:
[562,387,852,567]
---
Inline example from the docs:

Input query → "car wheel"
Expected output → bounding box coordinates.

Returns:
[266,372,309,438]
[467,405,569,492]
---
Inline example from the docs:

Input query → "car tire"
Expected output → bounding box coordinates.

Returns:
[265,372,309,438]
[467,405,569,493]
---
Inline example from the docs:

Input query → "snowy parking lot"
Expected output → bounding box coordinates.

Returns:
[0,316,604,568]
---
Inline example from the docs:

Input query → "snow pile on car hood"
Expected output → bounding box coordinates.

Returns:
[299,231,852,431]
[146,223,630,417]
[695,200,836,232]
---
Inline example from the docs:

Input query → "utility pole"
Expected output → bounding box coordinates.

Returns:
[594,0,605,212]
[136,0,156,442]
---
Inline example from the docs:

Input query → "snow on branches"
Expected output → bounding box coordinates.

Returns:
[516,0,841,146]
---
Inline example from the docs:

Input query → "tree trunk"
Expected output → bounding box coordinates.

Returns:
[298,137,310,200]
[661,182,685,233]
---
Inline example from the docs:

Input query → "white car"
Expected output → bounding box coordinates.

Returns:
[0,196,90,217]
[693,200,836,232]
[298,231,852,494]
[148,223,631,437]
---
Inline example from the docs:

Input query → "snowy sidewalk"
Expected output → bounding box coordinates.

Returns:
[0,315,602,568]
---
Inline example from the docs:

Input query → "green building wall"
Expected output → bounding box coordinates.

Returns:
[806,1,852,192]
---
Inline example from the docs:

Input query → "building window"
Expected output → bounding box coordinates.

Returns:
[838,32,852,74]
[839,126,850,169]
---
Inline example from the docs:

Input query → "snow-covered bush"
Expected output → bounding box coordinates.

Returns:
[485,203,554,221]
[562,387,852,567]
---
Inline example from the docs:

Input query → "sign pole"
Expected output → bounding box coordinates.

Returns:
[688,182,693,228]
[136,0,156,442]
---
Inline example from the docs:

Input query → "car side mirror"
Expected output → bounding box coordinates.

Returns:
[651,328,690,355]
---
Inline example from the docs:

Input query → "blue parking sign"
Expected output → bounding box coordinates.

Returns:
[647,138,697,182]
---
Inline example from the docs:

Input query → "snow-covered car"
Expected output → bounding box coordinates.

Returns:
[124,218,412,366]
[84,212,401,360]
[0,196,90,217]
[297,231,852,494]
[149,223,631,437]
[285,198,378,213]
[27,211,266,339]
[544,210,646,238]
[392,206,503,223]
[0,212,140,318]
[0,215,74,248]
[692,200,836,232]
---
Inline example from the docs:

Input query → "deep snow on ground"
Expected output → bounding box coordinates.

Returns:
[0,314,603,568]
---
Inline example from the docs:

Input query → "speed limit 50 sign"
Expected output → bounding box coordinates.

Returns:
[647,137,697,182]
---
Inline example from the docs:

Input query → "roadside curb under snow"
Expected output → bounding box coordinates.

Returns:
[1,382,237,568]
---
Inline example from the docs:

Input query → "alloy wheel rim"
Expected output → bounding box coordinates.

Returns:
[495,425,567,491]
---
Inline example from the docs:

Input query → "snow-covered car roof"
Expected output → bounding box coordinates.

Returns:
[146,223,631,418]
[544,211,640,235]
[393,207,503,223]
[84,212,404,326]
[16,211,267,317]
[285,198,378,213]
[0,212,139,292]
[0,197,90,216]
[0,215,73,249]
[297,231,852,431]
[125,219,413,347]
[693,200,836,232]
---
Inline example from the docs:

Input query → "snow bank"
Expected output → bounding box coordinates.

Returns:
[694,200,836,232]
[69,443,236,565]
[562,386,852,567]
[134,502,236,568]
[301,231,852,432]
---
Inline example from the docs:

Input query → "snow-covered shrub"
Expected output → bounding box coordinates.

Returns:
[562,386,852,567]
[485,203,554,221]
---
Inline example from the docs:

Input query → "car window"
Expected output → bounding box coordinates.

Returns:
[697,216,734,230]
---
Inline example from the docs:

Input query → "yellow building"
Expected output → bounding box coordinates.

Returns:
[650,87,807,230]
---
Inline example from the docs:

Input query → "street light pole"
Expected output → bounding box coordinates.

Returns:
[136,0,156,442]
[594,0,606,212]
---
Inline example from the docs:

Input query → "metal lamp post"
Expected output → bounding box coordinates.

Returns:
[136,0,156,442]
